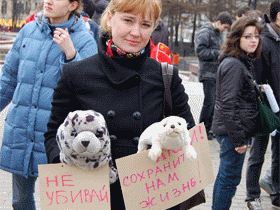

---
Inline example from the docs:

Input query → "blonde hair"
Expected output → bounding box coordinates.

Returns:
[100,0,162,37]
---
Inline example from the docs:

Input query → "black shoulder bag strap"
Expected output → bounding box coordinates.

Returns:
[161,62,173,118]
[242,63,263,98]
[161,62,206,209]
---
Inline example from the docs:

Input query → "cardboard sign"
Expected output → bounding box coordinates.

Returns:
[38,163,110,210]
[116,123,214,210]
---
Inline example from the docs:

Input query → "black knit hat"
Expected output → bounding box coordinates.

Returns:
[82,0,96,19]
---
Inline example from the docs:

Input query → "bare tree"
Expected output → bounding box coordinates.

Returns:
[161,0,275,55]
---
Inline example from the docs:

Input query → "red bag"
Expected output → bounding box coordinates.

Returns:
[26,13,36,24]
[150,39,172,64]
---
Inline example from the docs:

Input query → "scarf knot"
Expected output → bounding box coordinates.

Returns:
[106,39,145,58]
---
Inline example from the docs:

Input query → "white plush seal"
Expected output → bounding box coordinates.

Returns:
[56,110,118,184]
[137,116,197,161]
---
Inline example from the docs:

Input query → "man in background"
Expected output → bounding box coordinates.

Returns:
[235,6,250,20]
[245,2,280,209]
[81,0,99,44]
[195,12,232,140]
[151,18,169,46]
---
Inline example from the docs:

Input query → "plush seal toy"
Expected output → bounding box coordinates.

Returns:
[56,110,118,184]
[137,116,197,161]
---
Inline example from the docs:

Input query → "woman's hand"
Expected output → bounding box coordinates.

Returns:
[261,84,269,93]
[235,145,247,154]
[53,28,76,60]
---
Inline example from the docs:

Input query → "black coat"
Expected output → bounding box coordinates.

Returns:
[44,35,195,210]
[194,22,223,82]
[254,22,280,117]
[211,54,259,147]
[151,19,169,46]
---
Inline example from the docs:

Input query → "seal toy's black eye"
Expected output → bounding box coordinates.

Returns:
[178,122,181,125]
[163,124,167,127]
[71,131,78,137]
[95,130,104,138]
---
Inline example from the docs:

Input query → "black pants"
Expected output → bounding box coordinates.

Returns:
[245,134,280,203]
[199,79,216,134]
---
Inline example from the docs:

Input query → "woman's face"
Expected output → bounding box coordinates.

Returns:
[107,10,156,53]
[240,26,260,54]
[44,0,78,25]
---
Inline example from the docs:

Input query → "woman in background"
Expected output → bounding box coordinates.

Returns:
[0,0,97,209]
[211,17,263,210]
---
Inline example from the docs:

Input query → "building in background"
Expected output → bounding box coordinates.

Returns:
[0,0,41,27]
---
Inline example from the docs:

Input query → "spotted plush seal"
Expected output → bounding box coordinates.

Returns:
[56,110,118,184]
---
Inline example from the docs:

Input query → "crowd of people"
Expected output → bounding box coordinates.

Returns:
[0,0,279,210]
[195,2,280,210]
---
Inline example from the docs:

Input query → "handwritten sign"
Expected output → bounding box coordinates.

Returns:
[116,123,214,210]
[38,163,110,210]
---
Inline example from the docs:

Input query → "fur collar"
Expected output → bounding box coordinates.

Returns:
[270,22,280,37]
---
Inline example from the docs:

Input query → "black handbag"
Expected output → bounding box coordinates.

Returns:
[161,63,206,209]
[243,67,280,136]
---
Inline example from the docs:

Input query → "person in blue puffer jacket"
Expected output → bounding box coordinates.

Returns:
[0,0,97,209]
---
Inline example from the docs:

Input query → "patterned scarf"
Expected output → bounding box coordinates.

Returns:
[106,39,145,58]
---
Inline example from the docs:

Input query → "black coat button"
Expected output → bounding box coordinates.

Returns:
[133,137,139,142]
[107,110,116,119]
[132,137,139,146]
[133,112,141,120]
[110,135,117,141]
[23,44,25,48]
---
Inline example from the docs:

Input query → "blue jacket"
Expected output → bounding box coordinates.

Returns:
[0,11,97,178]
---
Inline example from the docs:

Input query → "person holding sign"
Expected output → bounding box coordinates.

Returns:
[211,17,263,210]
[44,0,197,209]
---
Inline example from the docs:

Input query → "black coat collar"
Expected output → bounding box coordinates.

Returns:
[97,34,151,85]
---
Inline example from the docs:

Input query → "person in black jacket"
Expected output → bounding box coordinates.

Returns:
[246,2,280,209]
[151,18,169,46]
[195,12,232,140]
[93,0,109,24]
[44,0,195,209]
[81,0,99,44]
[211,17,263,210]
